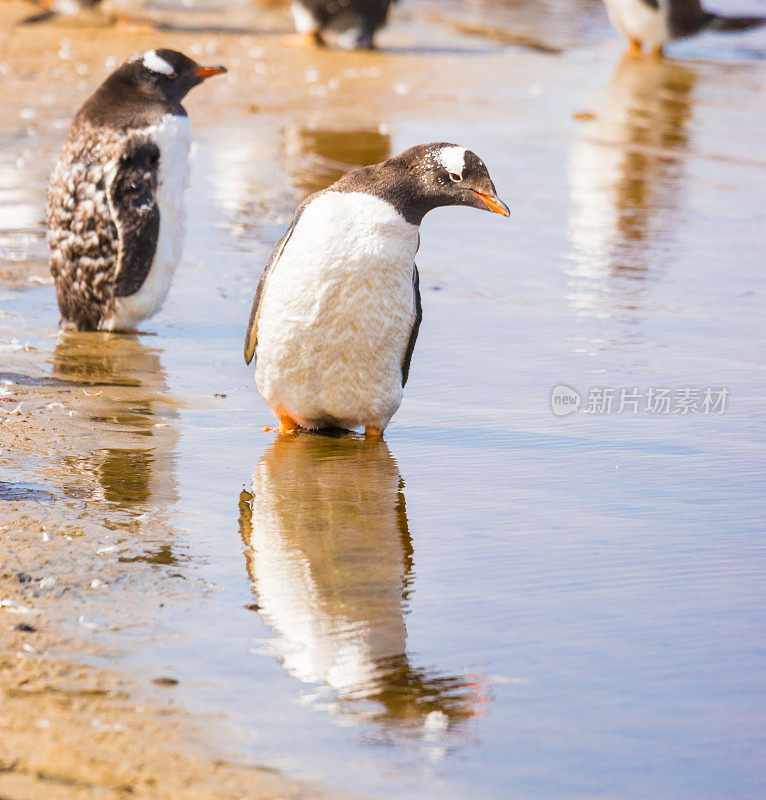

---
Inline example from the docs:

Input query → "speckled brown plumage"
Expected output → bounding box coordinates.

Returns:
[48,123,128,330]
[46,49,225,332]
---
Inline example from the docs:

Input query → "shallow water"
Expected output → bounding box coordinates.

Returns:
[1,1,765,798]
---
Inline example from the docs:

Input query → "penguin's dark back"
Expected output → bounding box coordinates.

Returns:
[300,0,395,27]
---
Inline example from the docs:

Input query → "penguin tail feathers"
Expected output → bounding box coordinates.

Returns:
[708,14,766,33]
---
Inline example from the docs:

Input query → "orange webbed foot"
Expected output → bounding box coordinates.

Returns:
[263,409,303,435]
[282,31,324,48]
[277,415,301,434]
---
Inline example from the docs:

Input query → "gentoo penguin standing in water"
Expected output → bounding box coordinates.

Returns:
[47,49,226,331]
[601,0,765,56]
[244,143,509,438]
[286,0,396,49]
[19,0,101,25]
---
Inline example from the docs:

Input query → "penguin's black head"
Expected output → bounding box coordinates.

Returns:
[347,143,509,225]
[75,49,226,130]
[125,49,227,105]
[406,142,509,217]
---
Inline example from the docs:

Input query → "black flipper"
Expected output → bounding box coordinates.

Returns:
[401,265,422,388]
[664,0,765,39]
[107,138,160,299]
[664,0,711,39]
[707,14,766,33]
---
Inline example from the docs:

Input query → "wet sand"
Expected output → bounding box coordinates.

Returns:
[0,619,340,800]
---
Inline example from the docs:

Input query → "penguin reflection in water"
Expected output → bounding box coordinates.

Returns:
[244,143,509,438]
[52,332,178,509]
[239,435,485,725]
[47,49,226,332]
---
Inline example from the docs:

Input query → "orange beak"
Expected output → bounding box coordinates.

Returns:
[195,66,227,78]
[475,191,510,217]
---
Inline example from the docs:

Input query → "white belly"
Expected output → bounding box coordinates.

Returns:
[254,191,420,431]
[105,114,191,330]
[604,0,669,48]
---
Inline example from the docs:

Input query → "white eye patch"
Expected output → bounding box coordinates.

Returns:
[436,146,467,179]
[142,50,175,77]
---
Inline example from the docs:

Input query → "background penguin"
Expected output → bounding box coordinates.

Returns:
[601,0,766,56]
[18,0,160,28]
[47,49,226,332]
[243,142,509,438]
[19,0,102,25]
[286,0,396,49]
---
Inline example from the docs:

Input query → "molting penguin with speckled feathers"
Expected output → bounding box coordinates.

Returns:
[244,143,509,439]
[602,0,765,56]
[47,49,226,332]
[287,0,396,49]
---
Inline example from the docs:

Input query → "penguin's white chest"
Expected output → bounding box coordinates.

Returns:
[604,0,669,48]
[254,192,420,430]
[106,114,191,330]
